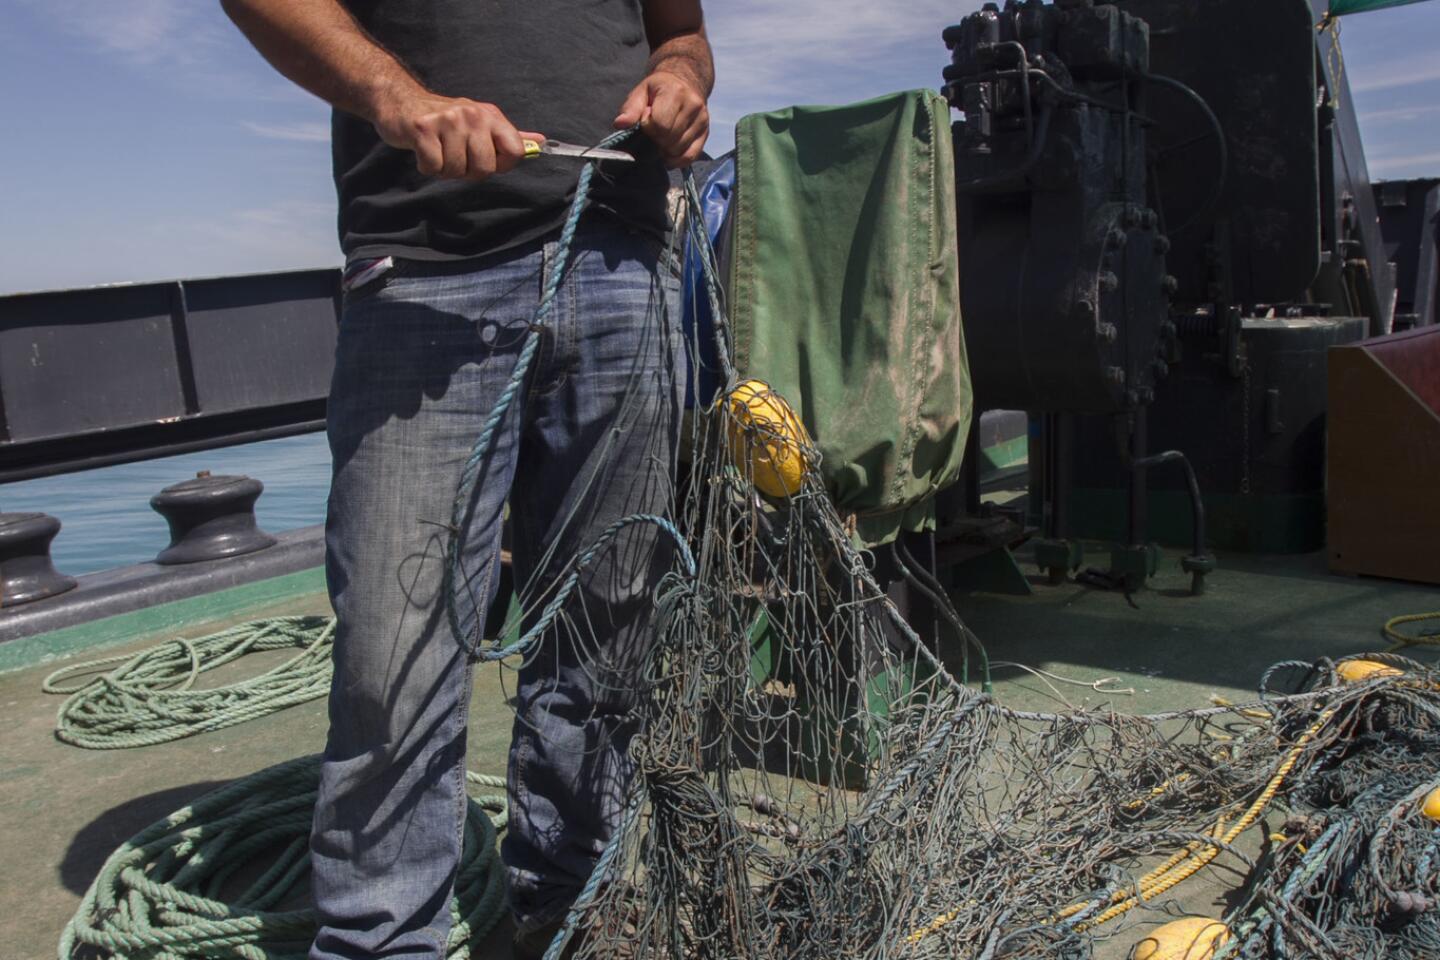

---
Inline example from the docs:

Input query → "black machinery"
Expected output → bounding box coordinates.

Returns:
[937,0,1427,591]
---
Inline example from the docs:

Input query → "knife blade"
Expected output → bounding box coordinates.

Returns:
[522,139,635,163]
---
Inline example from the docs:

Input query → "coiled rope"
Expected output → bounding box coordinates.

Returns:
[60,754,508,960]
[1384,611,1440,651]
[43,616,336,749]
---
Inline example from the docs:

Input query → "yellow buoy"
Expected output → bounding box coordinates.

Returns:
[1422,786,1440,823]
[1335,659,1403,683]
[1130,917,1230,960]
[723,379,811,499]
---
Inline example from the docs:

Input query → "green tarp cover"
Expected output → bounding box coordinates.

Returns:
[1328,0,1431,14]
[729,90,972,547]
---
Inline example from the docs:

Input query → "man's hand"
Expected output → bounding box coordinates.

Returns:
[617,1,713,168]
[614,69,709,168]
[373,91,543,181]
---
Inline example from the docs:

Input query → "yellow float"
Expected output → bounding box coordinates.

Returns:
[1130,917,1230,960]
[723,379,812,499]
[1335,659,1403,683]
[1422,785,1440,822]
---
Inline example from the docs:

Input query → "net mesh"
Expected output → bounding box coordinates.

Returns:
[458,170,1440,960]
[555,417,1440,959]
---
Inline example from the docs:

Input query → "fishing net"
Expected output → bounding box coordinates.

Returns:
[1223,658,1440,958]
[429,142,1440,960]
[539,384,1440,960]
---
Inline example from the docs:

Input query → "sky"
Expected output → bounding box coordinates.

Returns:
[1,1,1437,295]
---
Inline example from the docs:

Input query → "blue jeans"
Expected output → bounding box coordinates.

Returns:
[311,217,682,959]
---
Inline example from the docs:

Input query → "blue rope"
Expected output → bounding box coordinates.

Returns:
[444,141,726,663]
[444,129,634,655]
[540,787,648,960]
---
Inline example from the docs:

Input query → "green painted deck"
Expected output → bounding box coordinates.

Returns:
[2,548,1437,958]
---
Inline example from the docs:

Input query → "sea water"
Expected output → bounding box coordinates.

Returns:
[1,433,332,576]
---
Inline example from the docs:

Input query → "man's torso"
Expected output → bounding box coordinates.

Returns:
[333,0,670,261]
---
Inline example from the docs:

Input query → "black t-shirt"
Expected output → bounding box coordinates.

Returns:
[333,0,670,261]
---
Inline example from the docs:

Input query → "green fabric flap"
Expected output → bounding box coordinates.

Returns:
[729,90,972,547]
[1328,0,1431,14]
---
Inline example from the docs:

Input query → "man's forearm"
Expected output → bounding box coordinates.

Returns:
[647,30,714,100]
[641,0,713,96]
[220,0,421,123]
[223,0,539,179]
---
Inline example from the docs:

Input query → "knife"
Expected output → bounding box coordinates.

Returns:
[522,138,635,163]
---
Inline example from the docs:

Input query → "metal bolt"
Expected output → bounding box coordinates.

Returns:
[1161,274,1179,295]
[1151,358,1170,379]
[1154,234,1171,255]
[1139,386,1155,404]
[1108,227,1128,248]
[1097,322,1118,343]
[1106,365,1126,384]
[1099,271,1120,293]
[1143,209,1159,229]
[1074,299,1095,320]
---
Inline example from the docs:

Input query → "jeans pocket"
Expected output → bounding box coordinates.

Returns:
[341,257,408,308]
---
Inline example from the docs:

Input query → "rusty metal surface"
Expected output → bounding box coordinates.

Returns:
[1358,323,1440,414]
[1328,332,1440,584]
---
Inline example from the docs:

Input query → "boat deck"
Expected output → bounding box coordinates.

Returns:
[2,546,1436,959]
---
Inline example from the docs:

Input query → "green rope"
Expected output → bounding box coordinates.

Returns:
[43,616,336,749]
[59,755,509,960]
